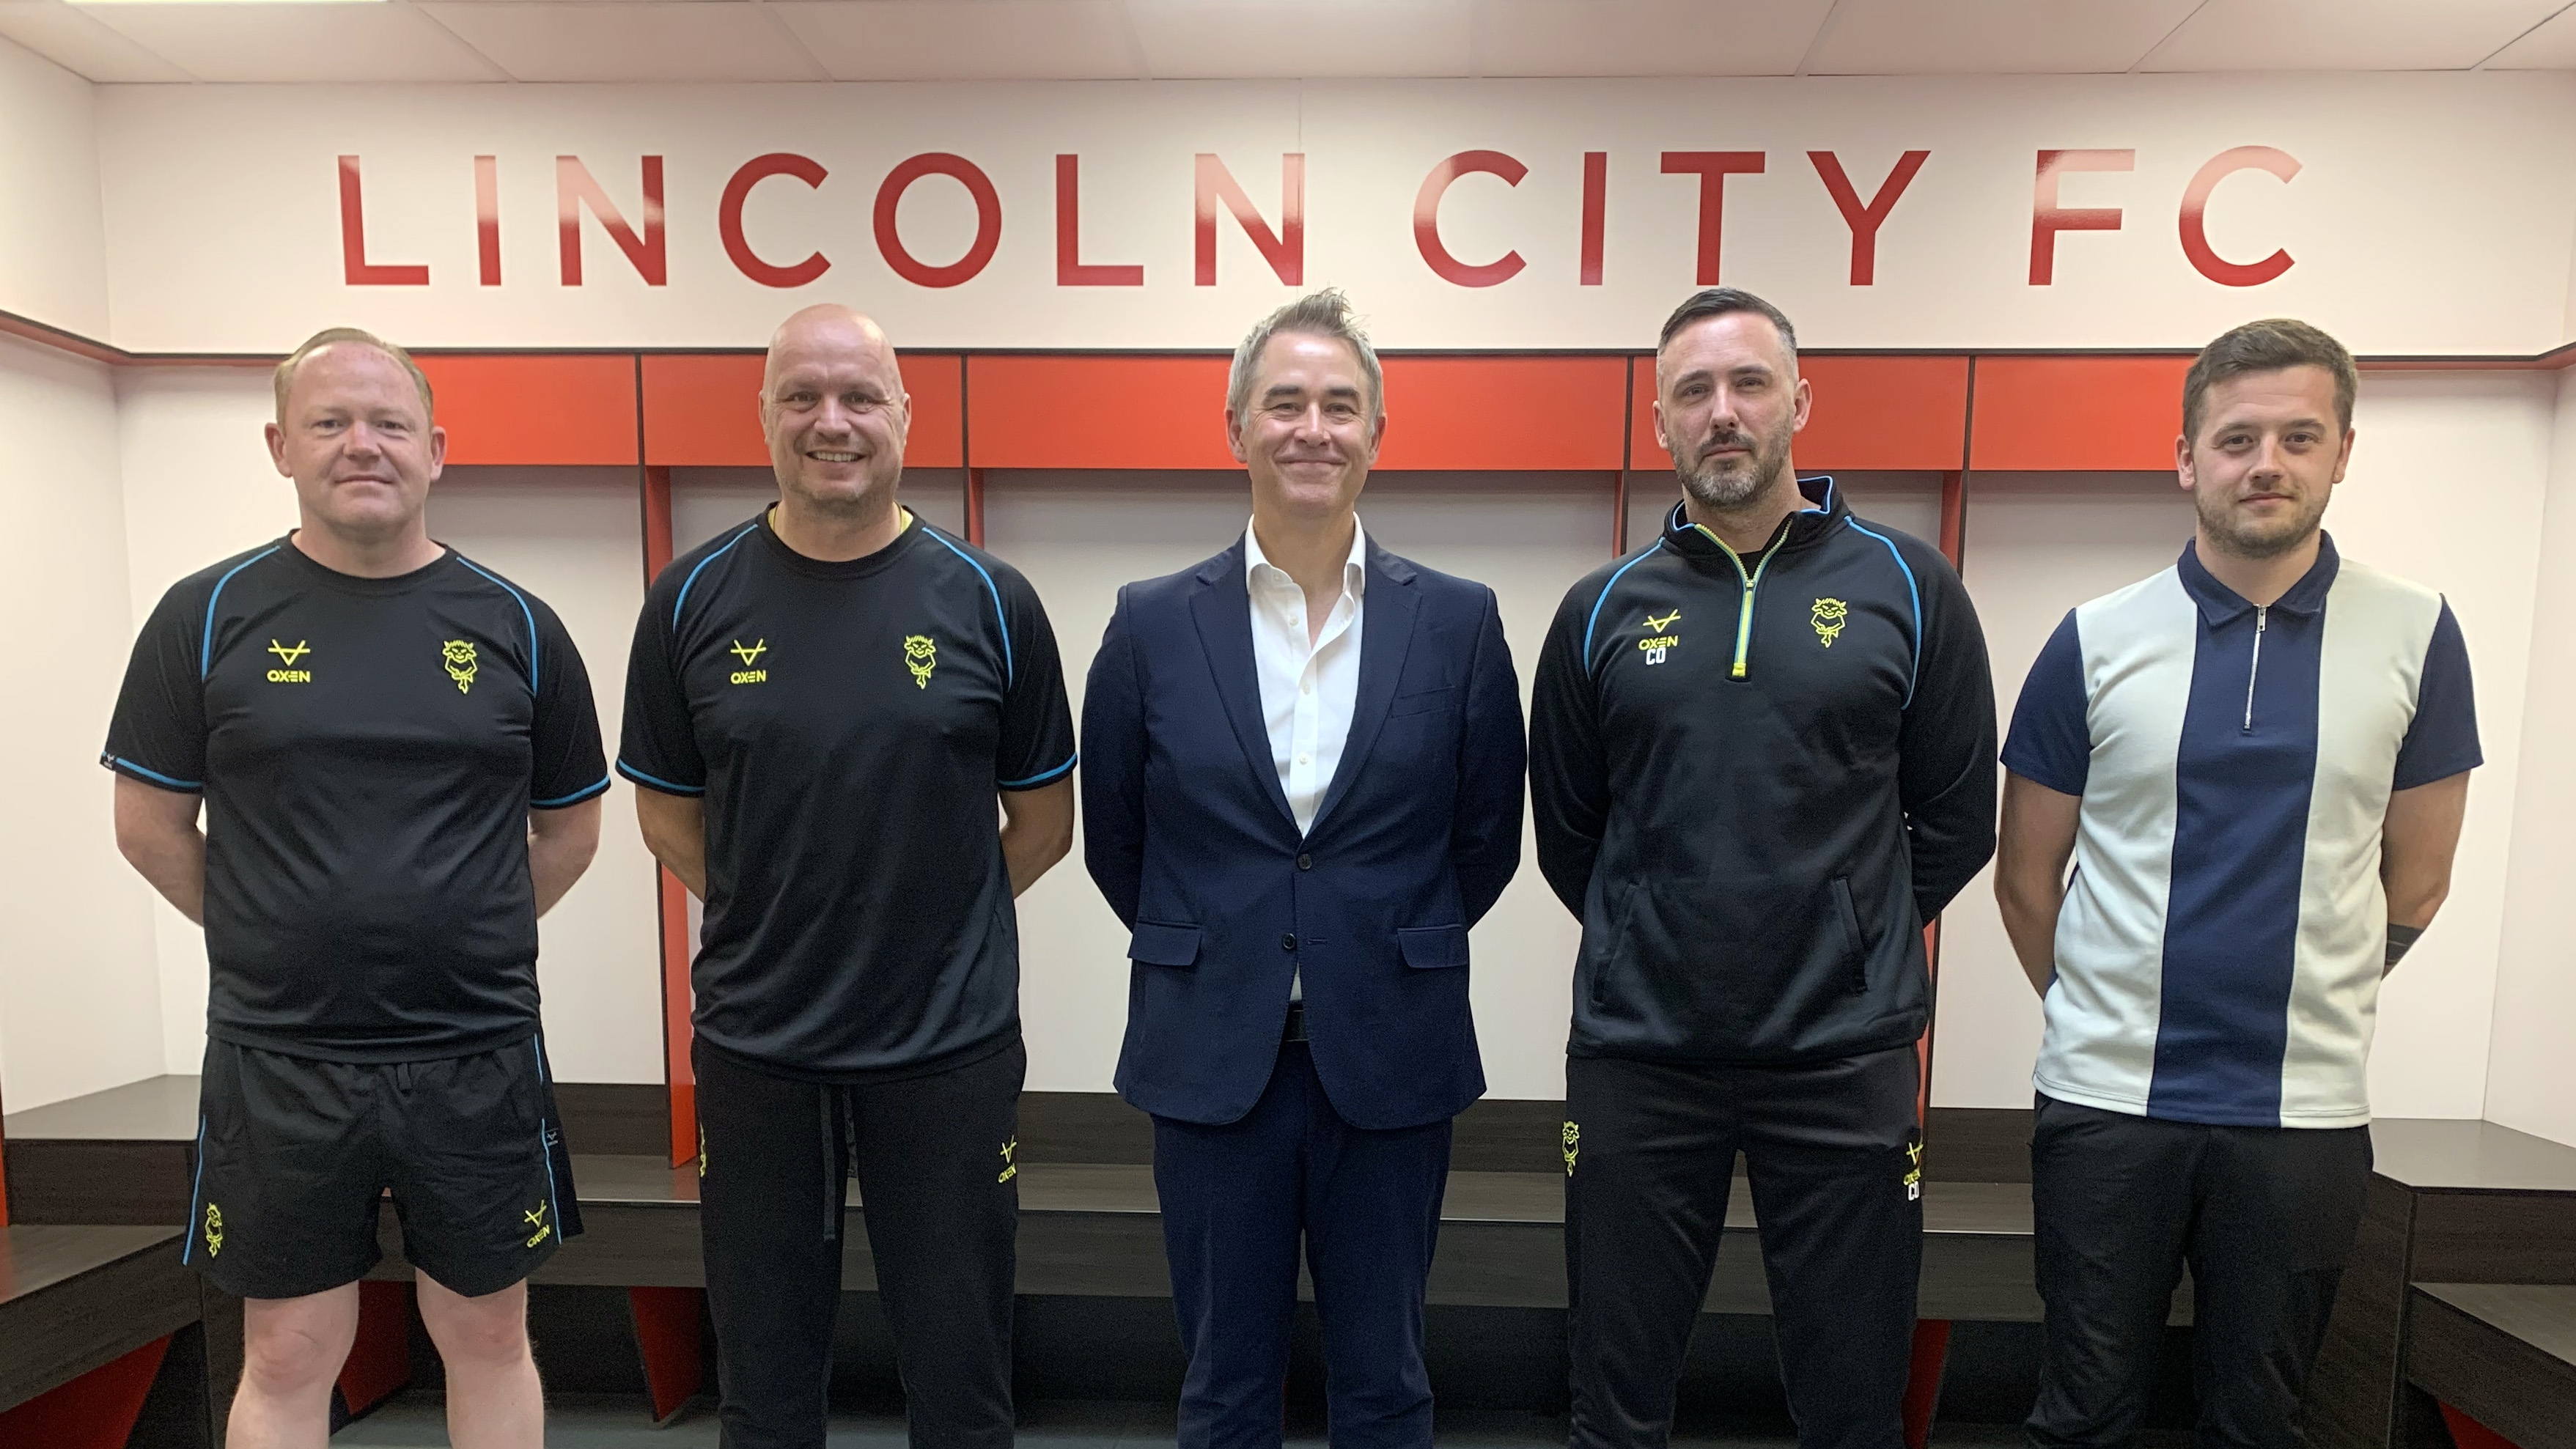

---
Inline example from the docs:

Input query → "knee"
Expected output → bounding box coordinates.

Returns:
[241,1314,353,1399]
[422,1290,531,1370]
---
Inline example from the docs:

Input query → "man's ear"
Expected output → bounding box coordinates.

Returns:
[1226,409,1249,465]
[265,421,292,479]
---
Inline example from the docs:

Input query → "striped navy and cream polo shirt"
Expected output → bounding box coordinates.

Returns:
[2002,533,2480,1129]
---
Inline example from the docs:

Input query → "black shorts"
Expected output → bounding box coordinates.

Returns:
[185,1036,583,1300]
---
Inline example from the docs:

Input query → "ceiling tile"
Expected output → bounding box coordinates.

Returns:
[2141,0,2567,70]
[770,0,1136,81]
[420,1,820,81]
[0,1,194,81]
[2485,3,2576,66]
[78,1,504,82]
[1473,0,1837,77]
[1127,0,1470,79]
[1806,0,2202,75]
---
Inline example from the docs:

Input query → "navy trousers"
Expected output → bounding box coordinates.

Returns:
[1151,1039,1454,1449]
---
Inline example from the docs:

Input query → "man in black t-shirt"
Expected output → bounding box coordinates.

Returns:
[104,328,607,1449]
[621,303,1075,1449]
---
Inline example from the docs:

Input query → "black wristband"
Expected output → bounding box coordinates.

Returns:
[2386,921,2425,968]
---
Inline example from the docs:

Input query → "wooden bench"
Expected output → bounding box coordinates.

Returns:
[2404,1283,2576,1449]
[0,1224,205,1448]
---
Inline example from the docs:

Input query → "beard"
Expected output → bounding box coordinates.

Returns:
[1676,418,1792,512]
[2196,484,2327,560]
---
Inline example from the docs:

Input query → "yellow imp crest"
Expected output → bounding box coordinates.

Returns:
[1811,598,1848,648]
[903,634,937,689]
[441,638,479,693]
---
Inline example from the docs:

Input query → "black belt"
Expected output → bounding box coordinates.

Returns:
[1282,1001,1309,1043]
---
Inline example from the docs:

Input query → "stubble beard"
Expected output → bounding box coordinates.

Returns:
[2196,486,2327,561]
[1676,421,1791,513]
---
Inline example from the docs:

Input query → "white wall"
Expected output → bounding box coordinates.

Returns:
[1932,373,2555,1122]
[2487,368,2576,1148]
[0,36,109,339]
[0,332,164,1112]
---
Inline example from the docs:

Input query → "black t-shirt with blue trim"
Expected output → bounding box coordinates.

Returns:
[103,538,609,1063]
[619,511,1076,1081]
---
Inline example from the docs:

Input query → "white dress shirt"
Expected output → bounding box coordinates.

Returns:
[1245,517,1367,837]
[1246,517,1366,1003]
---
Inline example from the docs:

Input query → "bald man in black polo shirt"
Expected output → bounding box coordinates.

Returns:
[621,304,1076,1449]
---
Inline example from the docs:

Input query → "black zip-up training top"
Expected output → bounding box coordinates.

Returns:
[1531,479,1997,1065]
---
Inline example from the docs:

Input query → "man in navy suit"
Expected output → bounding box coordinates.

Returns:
[1081,290,1526,1449]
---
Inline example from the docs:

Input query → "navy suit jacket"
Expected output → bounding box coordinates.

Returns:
[1082,536,1526,1129]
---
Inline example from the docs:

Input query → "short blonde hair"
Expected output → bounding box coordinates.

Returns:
[272,327,434,423]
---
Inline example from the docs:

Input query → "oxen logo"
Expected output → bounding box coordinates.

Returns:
[903,634,937,689]
[1811,597,1849,648]
[441,638,479,693]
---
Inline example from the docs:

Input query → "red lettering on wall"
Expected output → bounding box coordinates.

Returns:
[2029,148,2132,285]
[720,153,830,289]
[1808,150,1929,286]
[874,153,1002,289]
[474,155,501,287]
[557,155,667,287]
[1194,154,1304,287]
[1580,152,1608,286]
[1413,150,1528,288]
[1660,152,1765,285]
[2181,146,2299,287]
[337,156,427,287]
[1056,155,1143,287]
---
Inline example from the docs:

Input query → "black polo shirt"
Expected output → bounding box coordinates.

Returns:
[619,510,1076,1081]
[103,538,609,1063]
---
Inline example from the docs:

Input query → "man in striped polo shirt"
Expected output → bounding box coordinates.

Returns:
[1995,318,2480,1449]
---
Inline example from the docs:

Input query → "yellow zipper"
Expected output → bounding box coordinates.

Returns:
[1693,518,1793,680]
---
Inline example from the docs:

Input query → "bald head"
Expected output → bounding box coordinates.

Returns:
[760,303,910,514]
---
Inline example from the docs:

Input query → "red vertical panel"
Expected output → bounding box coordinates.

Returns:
[416,355,639,465]
[336,1280,413,1418]
[0,1335,169,1448]
[967,355,1235,470]
[1372,356,1627,471]
[1968,355,2192,471]
[662,871,694,1168]
[629,1286,707,1424]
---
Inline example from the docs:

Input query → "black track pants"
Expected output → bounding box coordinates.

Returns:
[2025,1094,2370,1449]
[695,1038,1025,1449]
[1564,1046,1924,1449]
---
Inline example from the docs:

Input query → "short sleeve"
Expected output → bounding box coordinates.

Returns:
[102,581,211,792]
[2000,609,2091,797]
[2393,599,2481,791]
[528,602,609,808]
[995,572,1076,792]
[617,586,708,796]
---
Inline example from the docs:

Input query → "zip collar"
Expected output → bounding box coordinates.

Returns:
[2176,532,2339,628]
[1660,475,1844,559]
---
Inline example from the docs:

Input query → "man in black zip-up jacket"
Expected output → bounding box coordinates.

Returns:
[1531,289,1995,1449]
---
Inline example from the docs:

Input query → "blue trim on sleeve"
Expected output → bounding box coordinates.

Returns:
[1000,752,1078,789]
[920,528,1015,687]
[617,759,706,796]
[1844,521,1921,709]
[1581,541,1665,667]
[454,556,541,694]
[532,775,612,808]
[674,523,761,630]
[200,545,281,679]
[107,756,205,791]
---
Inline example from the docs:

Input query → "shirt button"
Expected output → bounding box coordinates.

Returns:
[1296,753,1309,764]
[1297,853,1313,871]
[1300,683,1311,696]
[1281,933,1298,952]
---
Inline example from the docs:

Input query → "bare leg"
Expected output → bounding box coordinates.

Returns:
[228,1284,361,1449]
[416,1272,542,1449]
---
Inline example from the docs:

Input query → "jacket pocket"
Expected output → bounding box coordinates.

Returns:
[1390,685,1455,718]
[1128,921,1202,968]
[1396,924,1469,969]
[1830,876,1868,994]
[1588,880,1644,1009]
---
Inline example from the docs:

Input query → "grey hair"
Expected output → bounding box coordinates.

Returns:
[1227,289,1384,421]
